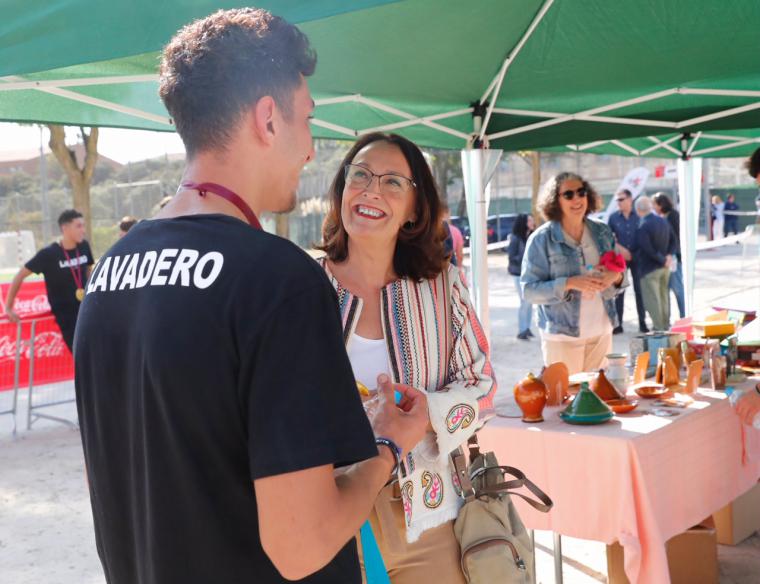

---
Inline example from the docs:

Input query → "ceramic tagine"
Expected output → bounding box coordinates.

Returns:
[590,369,624,401]
[513,372,548,423]
[560,381,614,425]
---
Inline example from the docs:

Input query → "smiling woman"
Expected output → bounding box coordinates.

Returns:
[520,171,628,375]
[319,132,447,281]
[316,132,496,583]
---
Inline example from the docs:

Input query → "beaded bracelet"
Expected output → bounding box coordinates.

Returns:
[375,437,402,476]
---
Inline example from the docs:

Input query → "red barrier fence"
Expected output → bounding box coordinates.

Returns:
[0,320,21,433]
[0,281,76,431]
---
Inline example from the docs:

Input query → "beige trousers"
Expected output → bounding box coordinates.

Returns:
[541,332,613,376]
[358,483,466,584]
[640,267,671,331]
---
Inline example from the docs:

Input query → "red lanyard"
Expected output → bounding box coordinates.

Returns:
[61,245,84,289]
[181,182,262,230]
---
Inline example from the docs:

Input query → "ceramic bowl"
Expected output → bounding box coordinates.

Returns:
[632,381,668,398]
[605,398,639,414]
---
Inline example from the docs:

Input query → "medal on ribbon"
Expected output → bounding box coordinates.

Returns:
[61,244,85,302]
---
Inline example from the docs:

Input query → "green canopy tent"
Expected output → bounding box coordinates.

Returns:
[2,0,760,337]
[3,0,760,147]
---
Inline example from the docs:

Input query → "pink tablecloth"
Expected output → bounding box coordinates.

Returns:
[479,379,760,584]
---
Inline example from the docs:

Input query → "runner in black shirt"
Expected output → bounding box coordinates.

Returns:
[74,9,428,584]
[4,209,94,351]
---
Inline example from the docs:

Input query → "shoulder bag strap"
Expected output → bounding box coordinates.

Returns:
[473,465,554,513]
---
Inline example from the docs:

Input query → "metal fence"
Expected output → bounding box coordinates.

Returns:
[25,317,77,430]
[0,320,22,434]
[0,315,77,433]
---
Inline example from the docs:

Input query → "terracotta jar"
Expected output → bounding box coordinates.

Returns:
[514,372,548,423]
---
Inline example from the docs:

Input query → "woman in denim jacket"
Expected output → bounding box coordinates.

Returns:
[520,172,627,374]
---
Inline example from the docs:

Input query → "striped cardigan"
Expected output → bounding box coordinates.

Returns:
[321,259,496,542]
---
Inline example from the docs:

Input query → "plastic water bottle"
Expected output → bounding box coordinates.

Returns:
[583,264,598,300]
[727,388,760,429]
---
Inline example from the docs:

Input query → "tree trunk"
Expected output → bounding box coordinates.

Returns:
[530,151,542,225]
[47,125,99,241]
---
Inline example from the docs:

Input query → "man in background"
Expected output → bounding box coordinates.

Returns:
[634,196,676,331]
[723,194,740,237]
[118,216,138,238]
[607,188,647,333]
[4,209,94,352]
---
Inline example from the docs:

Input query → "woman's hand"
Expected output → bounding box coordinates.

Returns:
[566,273,607,293]
[596,266,624,289]
[368,375,430,458]
[396,383,433,432]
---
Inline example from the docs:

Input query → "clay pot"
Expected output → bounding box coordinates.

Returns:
[514,372,548,423]
[591,369,624,401]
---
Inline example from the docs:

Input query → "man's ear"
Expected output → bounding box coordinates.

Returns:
[252,96,277,145]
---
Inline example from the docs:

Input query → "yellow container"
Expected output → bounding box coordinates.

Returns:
[691,320,736,338]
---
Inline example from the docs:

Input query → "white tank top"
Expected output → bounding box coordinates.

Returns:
[346,334,392,390]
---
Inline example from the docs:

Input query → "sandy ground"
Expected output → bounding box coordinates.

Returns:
[0,242,758,584]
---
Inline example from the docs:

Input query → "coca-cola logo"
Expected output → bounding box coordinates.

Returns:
[0,334,18,364]
[11,295,51,317]
[0,331,66,364]
[32,332,67,359]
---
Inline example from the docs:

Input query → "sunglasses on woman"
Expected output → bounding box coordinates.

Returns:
[561,187,588,200]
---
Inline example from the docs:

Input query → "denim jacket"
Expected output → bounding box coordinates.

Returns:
[520,218,627,337]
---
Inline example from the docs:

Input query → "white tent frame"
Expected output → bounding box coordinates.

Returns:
[0,74,757,150]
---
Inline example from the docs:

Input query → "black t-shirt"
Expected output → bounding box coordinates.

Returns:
[74,215,377,584]
[25,240,94,315]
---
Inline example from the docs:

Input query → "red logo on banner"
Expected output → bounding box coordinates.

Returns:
[0,280,51,320]
[0,281,74,392]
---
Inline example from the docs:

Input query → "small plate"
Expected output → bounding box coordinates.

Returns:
[605,398,639,414]
[559,410,614,425]
[495,403,523,419]
[632,381,668,398]
[651,408,680,417]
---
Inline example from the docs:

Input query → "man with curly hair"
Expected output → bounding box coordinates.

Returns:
[74,9,428,584]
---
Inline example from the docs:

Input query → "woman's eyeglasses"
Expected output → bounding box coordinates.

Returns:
[560,187,588,201]
[344,164,416,195]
